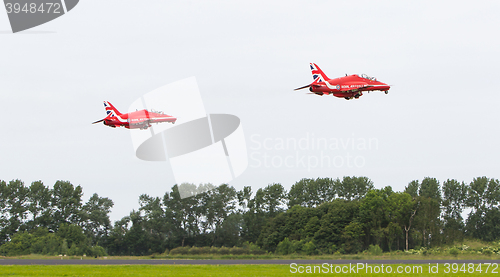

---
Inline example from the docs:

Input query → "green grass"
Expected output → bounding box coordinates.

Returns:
[453,239,491,249]
[1,264,500,277]
[0,265,279,277]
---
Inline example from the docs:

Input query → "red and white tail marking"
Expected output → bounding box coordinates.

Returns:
[310,63,330,83]
[103,101,127,123]
[104,101,123,117]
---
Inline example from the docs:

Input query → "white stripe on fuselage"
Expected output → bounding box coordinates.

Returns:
[108,111,128,123]
[324,81,340,90]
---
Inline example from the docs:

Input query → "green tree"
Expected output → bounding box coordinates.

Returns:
[0,180,29,243]
[242,184,287,245]
[81,193,113,245]
[386,191,414,251]
[123,210,149,255]
[51,181,83,228]
[260,183,287,216]
[217,213,243,247]
[236,186,266,243]
[442,179,467,243]
[257,203,325,252]
[26,181,52,230]
[202,184,237,246]
[275,237,293,255]
[313,200,360,251]
[139,194,168,252]
[412,178,442,248]
[0,231,32,256]
[466,207,500,241]
[335,176,374,201]
[236,186,252,211]
[288,178,335,208]
[466,177,500,241]
[404,180,419,197]
[466,177,500,211]
[359,187,392,248]
[163,183,209,247]
[56,223,87,250]
[106,216,130,255]
[342,221,365,253]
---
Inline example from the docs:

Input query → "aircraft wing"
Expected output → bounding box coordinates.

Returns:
[294,83,322,91]
[147,117,168,123]
[294,84,310,91]
[342,84,390,94]
[360,84,389,90]
[129,118,149,126]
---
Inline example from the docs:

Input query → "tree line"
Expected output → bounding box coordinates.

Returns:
[1,176,499,256]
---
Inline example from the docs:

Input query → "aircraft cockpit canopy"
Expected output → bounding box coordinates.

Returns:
[359,74,377,81]
[149,109,164,114]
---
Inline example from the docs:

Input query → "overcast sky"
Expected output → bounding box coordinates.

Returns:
[1,0,499,222]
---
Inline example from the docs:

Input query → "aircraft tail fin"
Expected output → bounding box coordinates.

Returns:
[310,63,329,83]
[103,101,122,118]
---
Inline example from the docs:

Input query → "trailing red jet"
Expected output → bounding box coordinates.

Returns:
[295,63,390,100]
[92,101,176,130]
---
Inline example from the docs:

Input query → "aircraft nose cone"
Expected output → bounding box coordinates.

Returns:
[379,82,390,91]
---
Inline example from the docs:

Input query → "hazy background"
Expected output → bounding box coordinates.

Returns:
[1,0,499,221]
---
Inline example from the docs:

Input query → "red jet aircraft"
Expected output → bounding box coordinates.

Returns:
[295,63,390,100]
[92,101,176,130]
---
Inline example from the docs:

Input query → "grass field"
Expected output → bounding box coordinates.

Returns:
[1,264,500,277]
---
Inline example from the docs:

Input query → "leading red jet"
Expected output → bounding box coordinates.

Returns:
[295,63,390,100]
[92,101,176,130]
